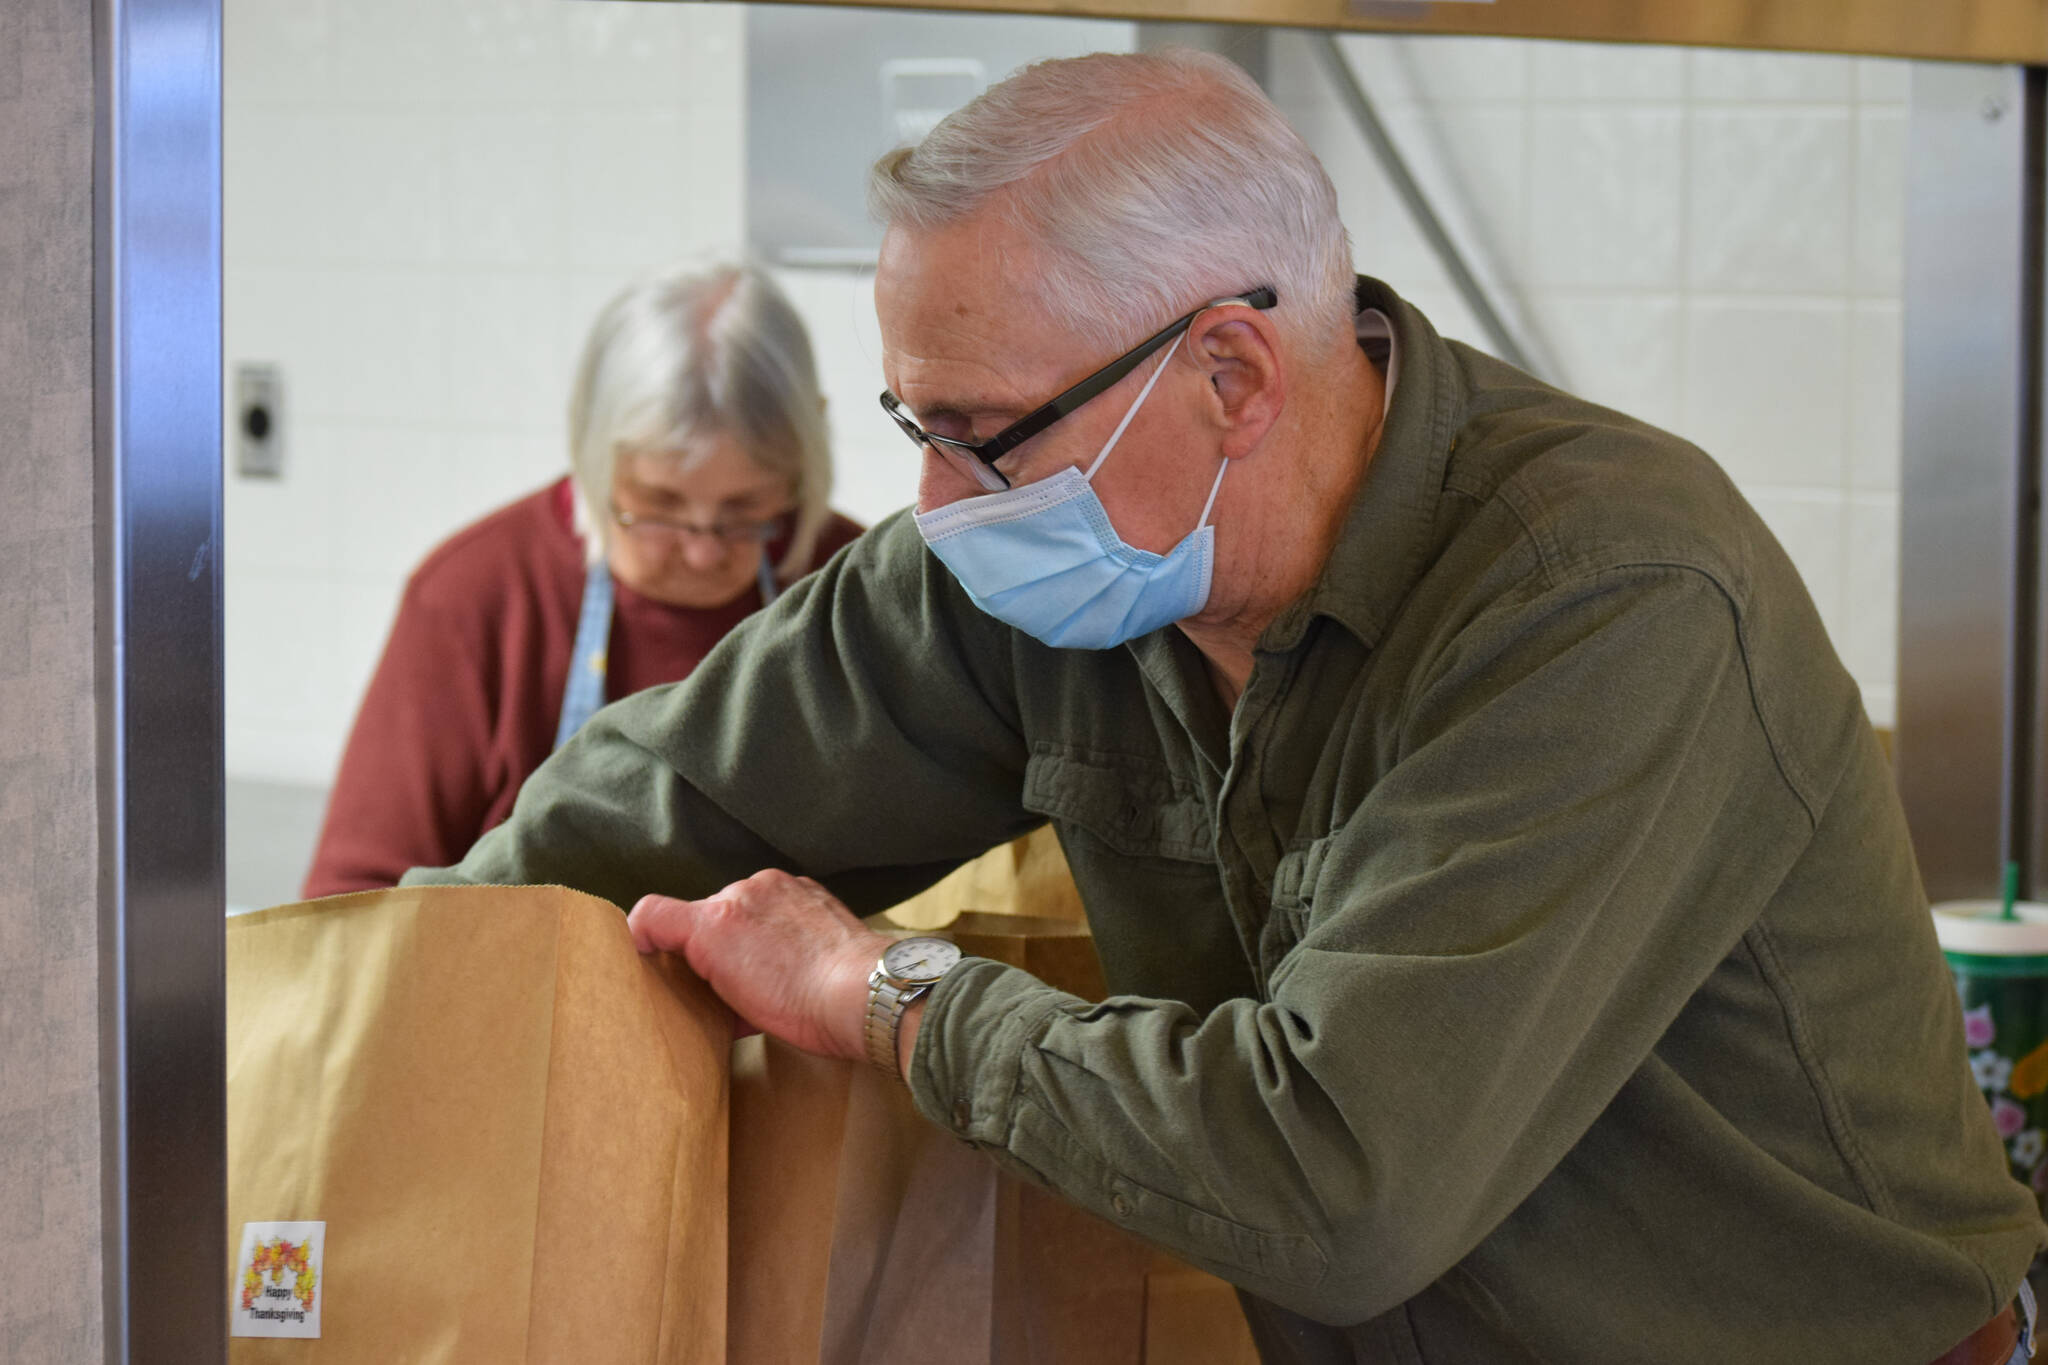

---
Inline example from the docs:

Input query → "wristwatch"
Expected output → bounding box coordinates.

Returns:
[864,936,963,1078]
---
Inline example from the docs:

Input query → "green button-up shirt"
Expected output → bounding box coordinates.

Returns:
[409,280,2043,1363]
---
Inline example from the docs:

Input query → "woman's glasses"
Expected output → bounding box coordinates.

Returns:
[611,504,788,547]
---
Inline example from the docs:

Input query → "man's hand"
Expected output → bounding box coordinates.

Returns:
[626,870,892,1063]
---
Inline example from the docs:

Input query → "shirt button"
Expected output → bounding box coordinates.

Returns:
[952,1100,972,1131]
[1110,1192,1132,1218]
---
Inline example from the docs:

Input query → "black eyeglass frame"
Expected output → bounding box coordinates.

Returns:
[879,285,1278,490]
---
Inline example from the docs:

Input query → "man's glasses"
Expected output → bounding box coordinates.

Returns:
[880,285,1278,492]
[611,504,788,548]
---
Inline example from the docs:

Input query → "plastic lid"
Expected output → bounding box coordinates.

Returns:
[1932,900,2048,954]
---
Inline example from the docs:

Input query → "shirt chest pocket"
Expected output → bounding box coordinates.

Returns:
[1022,746,1253,1011]
[1022,744,1214,862]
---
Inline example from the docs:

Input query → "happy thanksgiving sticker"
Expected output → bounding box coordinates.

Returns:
[232,1221,325,1338]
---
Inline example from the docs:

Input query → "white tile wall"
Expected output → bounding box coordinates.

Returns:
[1530,106,1689,290]
[1538,294,1685,433]
[1747,490,1850,646]
[1400,36,1531,102]
[224,0,745,787]
[1857,57,1912,105]
[1383,104,1531,287]
[768,266,924,528]
[1849,301,1904,493]
[1842,492,1902,702]
[1528,41,1685,102]
[1272,34,1909,726]
[443,111,567,267]
[226,16,1915,805]
[1689,48,1856,103]
[1679,300,1851,489]
[1855,109,1907,295]
[1687,110,1853,294]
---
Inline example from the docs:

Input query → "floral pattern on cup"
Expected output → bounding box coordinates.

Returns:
[1950,954,2048,1214]
[1967,1003,1998,1048]
[1966,1013,2048,1196]
[1993,1096,2028,1138]
[1971,1046,2046,1184]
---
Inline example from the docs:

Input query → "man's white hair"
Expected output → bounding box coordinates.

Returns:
[868,48,1355,353]
[567,259,833,580]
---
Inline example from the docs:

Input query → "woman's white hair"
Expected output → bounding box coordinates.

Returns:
[566,259,833,580]
[867,48,1355,353]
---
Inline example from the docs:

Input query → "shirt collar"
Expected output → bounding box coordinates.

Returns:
[1259,276,1465,654]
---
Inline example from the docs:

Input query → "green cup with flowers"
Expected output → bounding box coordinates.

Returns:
[1935,899,2048,1207]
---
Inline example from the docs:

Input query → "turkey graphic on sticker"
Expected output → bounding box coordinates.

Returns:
[231,1221,325,1338]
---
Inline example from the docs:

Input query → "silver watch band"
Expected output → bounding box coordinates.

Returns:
[863,970,931,1078]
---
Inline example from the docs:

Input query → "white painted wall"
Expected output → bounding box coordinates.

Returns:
[223,0,750,787]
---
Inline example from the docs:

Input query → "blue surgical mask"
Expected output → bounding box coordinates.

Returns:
[913,337,1228,650]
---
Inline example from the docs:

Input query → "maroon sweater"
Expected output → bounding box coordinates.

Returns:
[303,478,862,898]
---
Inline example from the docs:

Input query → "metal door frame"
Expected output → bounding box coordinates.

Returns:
[94,0,227,1358]
[1897,64,2048,902]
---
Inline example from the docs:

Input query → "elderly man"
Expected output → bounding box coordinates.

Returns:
[409,49,2044,1363]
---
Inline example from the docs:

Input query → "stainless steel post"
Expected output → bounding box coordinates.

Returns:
[1898,64,2044,902]
[94,0,228,1357]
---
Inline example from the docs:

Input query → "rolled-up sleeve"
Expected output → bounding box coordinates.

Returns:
[403,516,1043,911]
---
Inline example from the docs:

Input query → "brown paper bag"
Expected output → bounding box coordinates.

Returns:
[729,911,1155,1364]
[952,917,1261,1364]
[1141,1254,1262,1365]
[226,884,731,1364]
[884,826,1086,930]
[728,1034,1006,1363]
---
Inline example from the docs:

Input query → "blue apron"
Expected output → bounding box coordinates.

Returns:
[552,554,780,749]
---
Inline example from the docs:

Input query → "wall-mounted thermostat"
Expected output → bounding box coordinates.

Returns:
[235,362,284,479]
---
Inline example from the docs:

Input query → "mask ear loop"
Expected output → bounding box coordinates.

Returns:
[1185,295,1261,531]
[1193,452,1228,533]
[1080,322,1230,534]
[1085,330,1188,482]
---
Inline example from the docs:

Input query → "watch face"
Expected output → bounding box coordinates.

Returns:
[883,936,961,985]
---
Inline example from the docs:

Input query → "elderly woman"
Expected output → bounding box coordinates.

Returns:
[303,261,862,897]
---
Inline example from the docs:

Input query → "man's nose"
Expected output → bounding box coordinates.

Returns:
[915,447,982,515]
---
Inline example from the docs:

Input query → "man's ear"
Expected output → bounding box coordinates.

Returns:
[1187,305,1285,459]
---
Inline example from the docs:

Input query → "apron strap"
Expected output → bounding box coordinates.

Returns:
[556,553,779,750]
[553,559,614,750]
